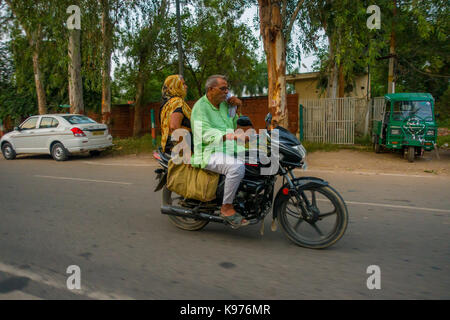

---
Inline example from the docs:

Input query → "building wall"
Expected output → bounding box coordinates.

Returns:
[88,94,300,138]
[292,74,369,101]
[294,79,324,99]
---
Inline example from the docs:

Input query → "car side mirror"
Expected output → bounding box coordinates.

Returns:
[237,115,253,127]
[265,113,272,129]
[14,127,20,131]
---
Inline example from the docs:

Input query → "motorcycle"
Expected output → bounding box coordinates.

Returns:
[153,113,348,249]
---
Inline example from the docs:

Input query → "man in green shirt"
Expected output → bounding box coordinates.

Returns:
[191,75,249,228]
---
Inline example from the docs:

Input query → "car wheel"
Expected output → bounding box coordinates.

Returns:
[89,150,101,157]
[51,143,69,161]
[1,142,16,160]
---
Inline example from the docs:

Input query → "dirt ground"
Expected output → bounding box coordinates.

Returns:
[100,147,450,177]
[305,148,450,176]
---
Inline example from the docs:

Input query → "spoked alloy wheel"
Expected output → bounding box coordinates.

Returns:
[162,186,209,231]
[278,185,348,249]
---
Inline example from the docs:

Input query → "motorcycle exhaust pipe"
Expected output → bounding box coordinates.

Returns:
[161,205,224,223]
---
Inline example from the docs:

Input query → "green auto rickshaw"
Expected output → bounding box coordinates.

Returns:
[372,93,438,162]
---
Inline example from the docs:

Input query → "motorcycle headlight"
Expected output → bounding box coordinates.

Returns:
[426,129,435,136]
[390,128,401,135]
[293,144,307,158]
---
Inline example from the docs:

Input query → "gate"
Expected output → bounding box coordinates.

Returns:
[300,98,357,144]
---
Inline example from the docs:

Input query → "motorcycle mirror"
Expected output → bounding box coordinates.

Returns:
[237,115,253,127]
[265,113,272,128]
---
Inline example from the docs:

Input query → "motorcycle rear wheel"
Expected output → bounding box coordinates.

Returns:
[162,186,209,231]
[278,185,348,249]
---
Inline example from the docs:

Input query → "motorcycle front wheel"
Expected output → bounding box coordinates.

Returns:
[162,186,209,231]
[278,185,348,249]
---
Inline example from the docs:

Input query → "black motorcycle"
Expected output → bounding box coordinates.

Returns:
[153,113,348,249]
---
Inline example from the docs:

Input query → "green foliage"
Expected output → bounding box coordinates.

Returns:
[370,0,449,103]
[181,0,260,98]
[437,135,450,148]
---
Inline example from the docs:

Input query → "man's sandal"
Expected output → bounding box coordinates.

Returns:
[220,212,250,229]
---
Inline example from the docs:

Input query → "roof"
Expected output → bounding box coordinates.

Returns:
[384,93,434,101]
[286,72,320,83]
[29,114,88,117]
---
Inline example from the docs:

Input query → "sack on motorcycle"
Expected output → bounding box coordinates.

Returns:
[166,159,219,202]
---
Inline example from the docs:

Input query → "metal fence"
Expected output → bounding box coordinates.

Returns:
[371,97,386,122]
[300,98,358,144]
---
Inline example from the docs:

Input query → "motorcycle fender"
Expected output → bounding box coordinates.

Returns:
[154,169,167,192]
[272,177,328,219]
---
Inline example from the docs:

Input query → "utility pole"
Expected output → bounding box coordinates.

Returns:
[176,0,184,77]
[388,0,396,94]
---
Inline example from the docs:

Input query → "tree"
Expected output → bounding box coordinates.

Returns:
[257,0,304,127]
[99,0,125,125]
[118,0,170,136]
[371,0,449,105]
[182,0,259,98]
[4,0,49,115]
[296,0,389,99]
[67,2,84,114]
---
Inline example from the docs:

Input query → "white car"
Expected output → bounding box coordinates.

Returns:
[1,114,113,161]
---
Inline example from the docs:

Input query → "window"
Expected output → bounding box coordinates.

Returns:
[392,101,433,121]
[20,118,38,130]
[62,115,95,125]
[39,117,59,128]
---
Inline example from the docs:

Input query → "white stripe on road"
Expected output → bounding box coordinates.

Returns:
[82,161,156,167]
[297,169,448,179]
[34,175,132,185]
[0,262,134,300]
[344,200,450,213]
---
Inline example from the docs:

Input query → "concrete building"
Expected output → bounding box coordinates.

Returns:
[286,71,370,101]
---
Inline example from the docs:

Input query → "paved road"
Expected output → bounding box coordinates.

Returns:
[0,154,449,299]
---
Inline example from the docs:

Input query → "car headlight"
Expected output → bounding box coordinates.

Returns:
[293,144,307,158]
[426,129,435,136]
[390,128,401,135]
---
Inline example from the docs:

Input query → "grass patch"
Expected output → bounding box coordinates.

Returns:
[438,119,450,128]
[104,134,161,156]
[437,135,450,148]
[301,135,373,153]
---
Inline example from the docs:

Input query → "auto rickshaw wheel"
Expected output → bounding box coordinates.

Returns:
[373,135,381,153]
[407,146,415,162]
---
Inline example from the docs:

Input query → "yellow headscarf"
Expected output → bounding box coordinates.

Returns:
[160,75,192,151]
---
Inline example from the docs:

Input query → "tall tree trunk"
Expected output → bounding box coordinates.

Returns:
[101,0,112,125]
[338,64,345,97]
[68,28,84,114]
[326,34,338,99]
[30,30,47,115]
[388,0,396,94]
[327,62,338,99]
[258,0,288,128]
[133,58,147,137]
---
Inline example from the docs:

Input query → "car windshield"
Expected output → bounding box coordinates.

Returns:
[62,115,96,124]
[392,101,433,121]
